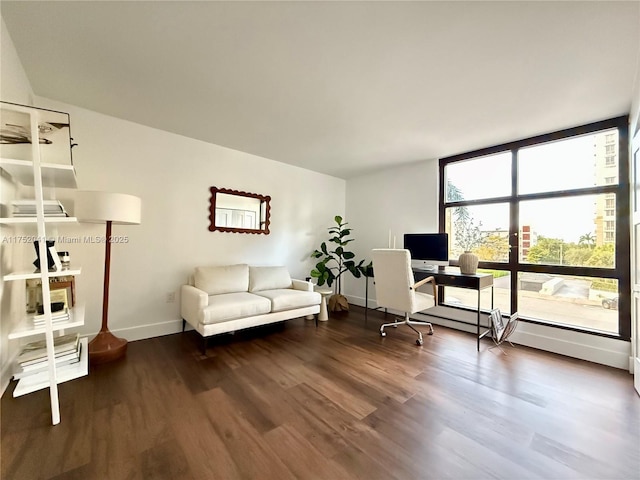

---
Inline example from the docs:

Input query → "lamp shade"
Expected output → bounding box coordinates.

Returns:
[74,191,141,224]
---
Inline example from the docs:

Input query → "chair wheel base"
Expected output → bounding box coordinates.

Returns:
[416,338,423,346]
[380,331,386,337]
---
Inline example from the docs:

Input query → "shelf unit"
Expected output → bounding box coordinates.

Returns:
[0,101,86,425]
[3,267,82,282]
[12,337,88,397]
[0,217,78,225]
[8,305,85,340]
[0,158,77,188]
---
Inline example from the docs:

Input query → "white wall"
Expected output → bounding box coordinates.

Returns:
[0,17,33,106]
[0,15,35,392]
[631,10,640,138]
[628,10,640,379]
[1,13,345,394]
[344,160,439,303]
[25,97,345,345]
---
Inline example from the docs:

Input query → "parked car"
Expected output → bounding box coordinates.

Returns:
[601,297,619,310]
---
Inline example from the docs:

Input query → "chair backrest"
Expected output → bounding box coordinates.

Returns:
[371,249,418,313]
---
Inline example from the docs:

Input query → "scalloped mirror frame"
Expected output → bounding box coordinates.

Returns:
[208,186,271,234]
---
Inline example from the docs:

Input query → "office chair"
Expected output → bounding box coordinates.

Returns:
[371,249,437,345]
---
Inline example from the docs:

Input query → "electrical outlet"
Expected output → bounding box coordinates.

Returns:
[166,292,176,303]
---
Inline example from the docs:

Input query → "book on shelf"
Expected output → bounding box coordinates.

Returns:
[32,317,70,328]
[31,308,71,327]
[17,333,80,366]
[19,341,81,369]
[13,343,82,380]
[11,199,68,217]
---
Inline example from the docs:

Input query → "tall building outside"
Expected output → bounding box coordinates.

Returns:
[594,130,618,246]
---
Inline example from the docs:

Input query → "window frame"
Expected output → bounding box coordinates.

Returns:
[439,116,631,340]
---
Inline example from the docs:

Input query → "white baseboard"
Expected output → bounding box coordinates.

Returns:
[347,294,632,371]
[105,319,185,342]
[4,301,629,399]
[0,353,16,397]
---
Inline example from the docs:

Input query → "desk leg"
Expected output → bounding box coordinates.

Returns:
[365,277,369,325]
[477,289,481,351]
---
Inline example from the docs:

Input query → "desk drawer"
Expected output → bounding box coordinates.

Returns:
[437,274,480,289]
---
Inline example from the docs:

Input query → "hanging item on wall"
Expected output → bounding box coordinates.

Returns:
[208,186,271,234]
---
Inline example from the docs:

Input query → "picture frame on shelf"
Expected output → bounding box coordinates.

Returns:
[26,276,76,313]
[49,289,68,309]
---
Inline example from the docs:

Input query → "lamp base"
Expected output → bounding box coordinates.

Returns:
[88,330,127,365]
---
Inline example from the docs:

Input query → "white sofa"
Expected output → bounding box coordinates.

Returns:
[181,264,321,351]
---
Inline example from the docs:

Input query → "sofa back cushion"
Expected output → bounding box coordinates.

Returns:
[194,264,249,295]
[249,266,292,292]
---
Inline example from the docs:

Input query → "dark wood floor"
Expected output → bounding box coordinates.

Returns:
[2,307,639,480]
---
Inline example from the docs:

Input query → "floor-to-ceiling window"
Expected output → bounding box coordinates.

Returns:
[439,116,630,339]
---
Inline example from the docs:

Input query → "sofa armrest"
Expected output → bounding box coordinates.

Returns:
[291,279,314,292]
[181,284,208,326]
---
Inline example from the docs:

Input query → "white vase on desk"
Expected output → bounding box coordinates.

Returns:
[458,251,479,275]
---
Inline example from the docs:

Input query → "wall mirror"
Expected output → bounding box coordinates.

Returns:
[209,186,271,234]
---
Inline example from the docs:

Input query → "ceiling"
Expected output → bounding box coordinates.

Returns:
[2,1,639,179]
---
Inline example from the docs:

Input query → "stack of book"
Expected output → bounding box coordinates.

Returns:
[12,200,68,217]
[31,307,70,328]
[14,333,81,379]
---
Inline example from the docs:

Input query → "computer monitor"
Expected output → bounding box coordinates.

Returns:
[404,233,449,270]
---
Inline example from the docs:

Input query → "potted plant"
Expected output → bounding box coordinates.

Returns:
[310,216,369,311]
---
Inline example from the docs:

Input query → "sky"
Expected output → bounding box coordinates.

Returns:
[446,132,612,243]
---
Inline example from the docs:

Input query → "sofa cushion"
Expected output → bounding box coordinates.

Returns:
[195,264,249,295]
[254,289,321,313]
[201,292,271,325]
[249,266,292,292]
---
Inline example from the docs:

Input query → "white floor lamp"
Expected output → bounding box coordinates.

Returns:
[75,191,141,364]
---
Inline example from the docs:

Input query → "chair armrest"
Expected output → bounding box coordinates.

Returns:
[291,279,313,291]
[414,276,437,300]
[181,284,208,325]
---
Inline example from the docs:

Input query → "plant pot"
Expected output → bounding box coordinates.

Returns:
[458,251,479,275]
[328,294,349,312]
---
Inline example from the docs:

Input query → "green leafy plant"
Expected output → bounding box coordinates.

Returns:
[310,216,368,300]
